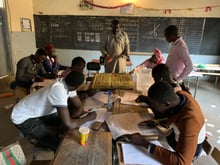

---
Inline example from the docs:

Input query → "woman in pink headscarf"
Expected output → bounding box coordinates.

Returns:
[129,48,164,74]
[138,48,164,68]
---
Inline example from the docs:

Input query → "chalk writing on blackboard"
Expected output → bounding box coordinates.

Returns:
[34,15,220,55]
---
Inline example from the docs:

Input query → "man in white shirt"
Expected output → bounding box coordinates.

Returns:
[11,71,96,151]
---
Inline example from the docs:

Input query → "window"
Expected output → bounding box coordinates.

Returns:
[0,0,12,77]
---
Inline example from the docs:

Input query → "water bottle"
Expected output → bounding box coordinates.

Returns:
[107,91,113,111]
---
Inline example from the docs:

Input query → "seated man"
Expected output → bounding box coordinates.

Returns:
[122,81,206,164]
[61,56,86,78]
[11,71,97,151]
[15,48,56,100]
[43,44,67,74]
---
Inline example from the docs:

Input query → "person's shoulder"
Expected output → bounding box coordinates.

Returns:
[120,30,128,35]
[17,55,32,64]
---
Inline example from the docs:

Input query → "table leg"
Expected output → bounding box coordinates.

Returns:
[214,77,218,87]
[194,76,199,98]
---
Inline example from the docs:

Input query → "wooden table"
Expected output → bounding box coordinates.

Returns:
[51,89,148,165]
[51,130,112,165]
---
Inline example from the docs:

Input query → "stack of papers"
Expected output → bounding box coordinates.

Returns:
[106,112,159,140]
[83,91,119,109]
[121,143,162,165]
[91,73,134,90]
[120,91,148,107]
[80,108,111,128]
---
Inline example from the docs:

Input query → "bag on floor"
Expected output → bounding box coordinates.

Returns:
[0,142,26,165]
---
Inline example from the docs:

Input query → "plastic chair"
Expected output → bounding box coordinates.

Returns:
[86,62,100,84]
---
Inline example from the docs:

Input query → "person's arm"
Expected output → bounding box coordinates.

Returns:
[57,107,97,129]
[176,46,193,81]
[16,59,33,86]
[123,31,130,57]
[100,32,108,57]
[68,96,84,118]
[43,58,54,73]
[38,63,57,79]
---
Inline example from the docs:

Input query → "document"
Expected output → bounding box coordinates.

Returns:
[120,91,148,107]
[106,112,159,140]
[121,143,162,165]
[83,91,119,108]
[91,73,134,89]
[80,108,112,128]
[83,96,105,109]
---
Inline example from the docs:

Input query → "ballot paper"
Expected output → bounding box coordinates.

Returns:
[121,143,162,165]
[120,91,148,107]
[80,108,111,128]
[106,112,159,140]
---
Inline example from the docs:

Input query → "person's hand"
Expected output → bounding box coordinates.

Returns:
[35,77,45,82]
[135,95,148,103]
[79,93,88,101]
[86,111,97,121]
[104,54,112,63]
[87,88,97,97]
[127,133,145,146]
[138,119,158,129]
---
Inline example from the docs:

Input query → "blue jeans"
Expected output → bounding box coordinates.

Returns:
[15,113,62,151]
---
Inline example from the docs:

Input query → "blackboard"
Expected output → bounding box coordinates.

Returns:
[34,15,220,55]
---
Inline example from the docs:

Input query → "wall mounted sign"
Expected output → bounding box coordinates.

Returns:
[20,18,32,32]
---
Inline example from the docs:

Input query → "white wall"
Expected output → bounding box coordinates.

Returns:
[6,0,36,72]
[6,0,220,72]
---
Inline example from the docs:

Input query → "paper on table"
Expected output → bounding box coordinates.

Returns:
[106,112,159,140]
[121,143,162,165]
[91,91,109,104]
[80,108,112,128]
[92,91,119,104]
[120,91,148,107]
[83,96,105,109]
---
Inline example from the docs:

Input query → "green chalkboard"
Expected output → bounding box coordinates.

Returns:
[34,15,220,55]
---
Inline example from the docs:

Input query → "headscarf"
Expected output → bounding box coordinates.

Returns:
[153,48,164,67]
[139,48,164,68]
[45,44,55,55]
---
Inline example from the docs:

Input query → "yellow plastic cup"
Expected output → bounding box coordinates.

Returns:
[79,127,90,146]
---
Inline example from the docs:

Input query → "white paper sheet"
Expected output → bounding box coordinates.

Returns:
[80,108,112,128]
[83,97,105,109]
[106,113,159,139]
[121,143,162,165]
[120,91,148,107]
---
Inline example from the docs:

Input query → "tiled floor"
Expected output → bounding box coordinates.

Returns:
[0,75,220,164]
[191,79,220,150]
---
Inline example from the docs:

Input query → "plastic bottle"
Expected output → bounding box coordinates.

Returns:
[107,91,113,111]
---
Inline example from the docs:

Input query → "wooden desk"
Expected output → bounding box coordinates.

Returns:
[51,130,112,165]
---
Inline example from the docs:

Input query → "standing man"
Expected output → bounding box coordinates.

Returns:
[11,71,97,151]
[100,19,130,73]
[164,25,193,82]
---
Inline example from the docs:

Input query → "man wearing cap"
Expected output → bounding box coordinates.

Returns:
[43,43,67,74]
[11,71,97,151]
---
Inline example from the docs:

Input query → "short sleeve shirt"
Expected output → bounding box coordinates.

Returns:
[11,79,77,125]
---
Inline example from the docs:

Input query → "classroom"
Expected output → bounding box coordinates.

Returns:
[0,0,220,164]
